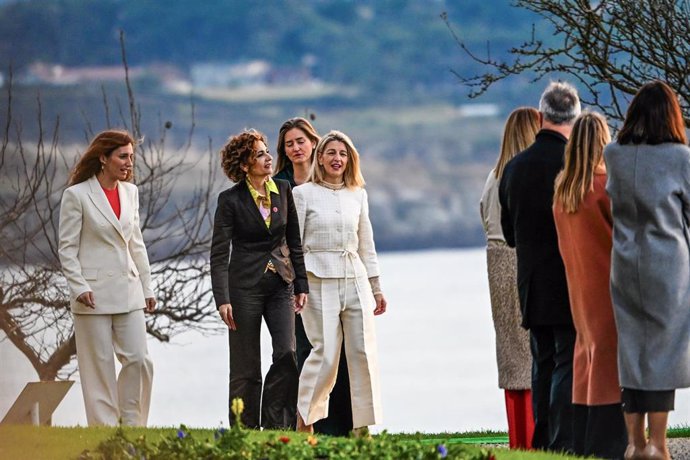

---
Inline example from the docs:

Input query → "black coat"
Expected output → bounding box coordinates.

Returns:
[498,129,573,329]
[210,179,308,307]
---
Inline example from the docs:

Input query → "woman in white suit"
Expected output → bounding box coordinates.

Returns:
[294,130,387,435]
[59,129,156,426]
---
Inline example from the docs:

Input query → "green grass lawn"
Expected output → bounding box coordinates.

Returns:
[0,425,580,460]
[1,425,686,460]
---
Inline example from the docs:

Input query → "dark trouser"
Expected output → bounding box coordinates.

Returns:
[530,324,576,453]
[296,313,353,435]
[228,271,298,429]
[573,403,627,459]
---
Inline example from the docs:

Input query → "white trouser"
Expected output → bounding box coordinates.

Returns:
[73,309,153,426]
[298,273,382,428]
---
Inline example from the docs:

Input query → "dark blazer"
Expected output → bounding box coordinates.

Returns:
[273,164,294,185]
[498,129,573,329]
[210,178,308,307]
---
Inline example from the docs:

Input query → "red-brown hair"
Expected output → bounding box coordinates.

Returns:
[219,129,267,182]
[617,81,687,145]
[68,129,136,185]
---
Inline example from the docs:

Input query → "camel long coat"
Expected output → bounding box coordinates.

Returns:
[554,172,621,405]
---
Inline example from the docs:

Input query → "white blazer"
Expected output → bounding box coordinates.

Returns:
[59,175,153,315]
[293,182,380,279]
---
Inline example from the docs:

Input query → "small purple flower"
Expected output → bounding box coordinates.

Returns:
[177,429,186,439]
[214,427,228,439]
[437,444,448,458]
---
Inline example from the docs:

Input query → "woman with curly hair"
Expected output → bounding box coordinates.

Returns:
[210,128,308,429]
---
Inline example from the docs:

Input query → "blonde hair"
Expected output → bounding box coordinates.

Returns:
[309,130,365,188]
[553,111,611,213]
[494,107,540,179]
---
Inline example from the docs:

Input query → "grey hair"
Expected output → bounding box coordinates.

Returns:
[539,81,581,125]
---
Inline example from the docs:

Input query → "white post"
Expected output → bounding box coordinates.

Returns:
[30,402,39,426]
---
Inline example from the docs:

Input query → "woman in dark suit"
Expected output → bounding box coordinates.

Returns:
[210,128,308,429]
[274,117,353,436]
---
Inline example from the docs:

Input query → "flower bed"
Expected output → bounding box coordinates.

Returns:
[78,398,495,460]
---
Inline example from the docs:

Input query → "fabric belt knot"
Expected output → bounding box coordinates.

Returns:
[339,249,358,309]
[306,248,360,310]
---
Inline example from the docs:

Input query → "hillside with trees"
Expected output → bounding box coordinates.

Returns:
[0,0,551,250]
[0,0,545,104]
[14,0,690,386]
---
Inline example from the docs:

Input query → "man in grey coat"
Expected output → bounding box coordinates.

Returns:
[499,81,581,452]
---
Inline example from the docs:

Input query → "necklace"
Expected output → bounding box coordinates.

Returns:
[320,180,345,191]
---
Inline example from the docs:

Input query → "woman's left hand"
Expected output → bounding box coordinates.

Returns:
[294,293,308,314]
[373,293,387,315]
[145,297,157,313]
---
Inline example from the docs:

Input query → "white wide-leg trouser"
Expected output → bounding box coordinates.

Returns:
[73,309,153,426]
[298,274,382,428]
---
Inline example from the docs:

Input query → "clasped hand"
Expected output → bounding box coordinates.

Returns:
[77,291,156,312]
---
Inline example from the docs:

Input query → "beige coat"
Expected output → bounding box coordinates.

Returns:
[480,170,532,390]
[59,175,153,314]
[293,183,379,280]
[293,182,382,428]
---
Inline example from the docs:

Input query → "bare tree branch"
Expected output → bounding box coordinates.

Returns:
[444,0,690,125]
[0,39,221,381]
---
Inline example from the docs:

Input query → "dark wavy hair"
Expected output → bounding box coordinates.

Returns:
[618,81,687,145]
[68,129,136,186]
[275,117,320,173]
[219,129,267,182]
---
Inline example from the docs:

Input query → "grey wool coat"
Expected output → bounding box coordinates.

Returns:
[605,142,690,390]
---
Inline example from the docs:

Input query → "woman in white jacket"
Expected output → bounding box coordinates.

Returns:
[293,130,387,435]
[58,129,155,426]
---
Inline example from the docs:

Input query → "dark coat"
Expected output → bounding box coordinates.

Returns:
[498,129,573,329]
[273,165,295,185]
[210,179,308,307]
